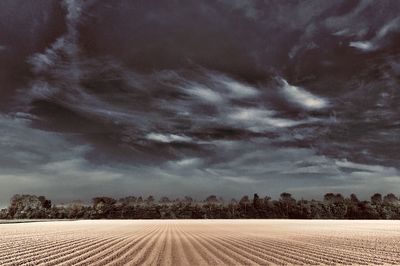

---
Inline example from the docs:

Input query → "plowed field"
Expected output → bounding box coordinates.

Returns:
[1,220,400,265]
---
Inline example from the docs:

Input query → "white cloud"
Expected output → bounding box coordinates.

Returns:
[349,17,400,52]
[281,156,341,175]
[333,29,350,36]
[228,107,306,132]
[173,158,203,168]
[28,81,60,99]
[217,77,259,98]
[205,74,260,99]
[280,78,328,110]
[146,133,192,143]
[28,38,65,73]
[184,84,223,103]
[64,0,83,23]
[349,41,375,51]
[335,159,398,174]
[376,17,400,40]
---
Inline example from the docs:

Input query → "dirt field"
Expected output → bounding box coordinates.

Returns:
[1,220,400,265]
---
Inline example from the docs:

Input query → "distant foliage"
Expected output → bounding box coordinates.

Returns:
[4,194,52,219]
[1,192,399,220]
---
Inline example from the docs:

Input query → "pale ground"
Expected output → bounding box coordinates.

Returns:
[1,220,400,265]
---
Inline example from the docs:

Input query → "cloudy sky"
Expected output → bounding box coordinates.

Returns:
[1,0,400,205]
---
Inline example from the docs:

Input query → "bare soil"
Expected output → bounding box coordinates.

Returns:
[1,220,400,265]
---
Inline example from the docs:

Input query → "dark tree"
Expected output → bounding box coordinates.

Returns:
[92,197,117,218]
[118,196,137,207]
[3,192,400,220]
[239,195,251,214]
[324,193,335,203]
[205,195,218,203]
[8,195,51,219]
[137,196,143,204]
[253,193,261,209]
[159,196,171,204]
[38,196,52,209]
[183,196,193,205]
[383,193,398,205]
[279,192,296,217]
[146,196,155,205]
[371,193,382,205]
[350,193,359,203]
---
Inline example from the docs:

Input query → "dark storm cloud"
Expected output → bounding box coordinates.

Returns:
[0,0,65,112]
[0,0,400,204]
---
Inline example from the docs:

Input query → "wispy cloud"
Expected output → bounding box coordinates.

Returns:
[146,133,193,143]
[349,41,375,51]
[350,17,400,52]
[335,159,398,174]
[227,107,305,132]
[170,158,203,169]
[183,84,224,103]
[211,74,260,98]
[222,79,259,98]
[279,78,328,110]
[2,0,400,203]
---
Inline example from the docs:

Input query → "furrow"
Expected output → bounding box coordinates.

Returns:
[291,236,400,264]
[208,224,370,265]
[44,234,130,266]
[208,228,343,265]
[184,229,259,265]
[0,237,88,263]
[194,229,292,265]
[1,237,96,266]
[20,236,118,266]
[286,237,397,265]
[126,223,170,266]
[62,224,158,266]
[87,225,162,266]
[170,223,203,266]
[206,232,311,265]
[173,225,227,265]
[140,223,169,266]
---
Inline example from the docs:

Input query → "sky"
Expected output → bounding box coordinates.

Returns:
[0,0,400,205]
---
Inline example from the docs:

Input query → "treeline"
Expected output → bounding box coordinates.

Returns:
[1,192,399,220]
